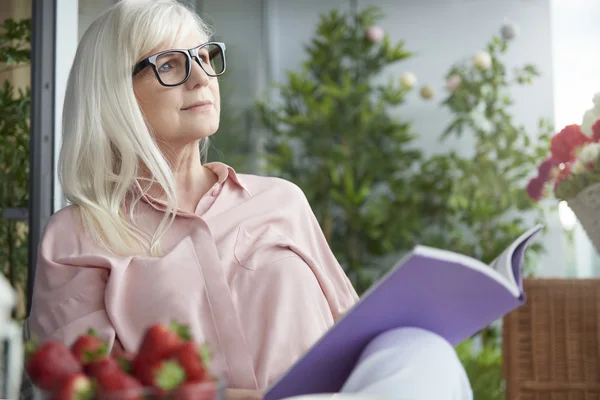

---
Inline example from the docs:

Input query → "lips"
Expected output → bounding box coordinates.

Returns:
[182,101,213,110]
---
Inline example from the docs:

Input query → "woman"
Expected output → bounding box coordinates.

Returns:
[27,1,472,399]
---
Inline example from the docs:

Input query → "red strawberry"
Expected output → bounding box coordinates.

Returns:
[169,341,211,382]
[170,381,218,400]
[25,340,83,391]
[135,359,186,395]
[95,367,145,400]
[51,373,93,400]
[133,322,190,373]
[85,357,121,378]
[71,329,108,365]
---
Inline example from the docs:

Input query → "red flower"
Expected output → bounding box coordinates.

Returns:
[550,124,592,163]
[537,158,559,182]
[526,177,546,201]
[592,120,600,142]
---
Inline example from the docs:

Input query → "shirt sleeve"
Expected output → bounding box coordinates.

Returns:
[290,183,360,320]
[27,207,117,349]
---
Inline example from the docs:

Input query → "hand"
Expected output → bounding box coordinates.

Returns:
[224,388,264,400]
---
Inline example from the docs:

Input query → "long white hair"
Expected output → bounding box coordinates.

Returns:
[59,0,213,256]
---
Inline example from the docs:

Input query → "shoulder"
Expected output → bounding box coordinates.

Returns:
[42,205,82,240]
[236,174,321,239]
[40,205,105,258]
[237,173,310,206]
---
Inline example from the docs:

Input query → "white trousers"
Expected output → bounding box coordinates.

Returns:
[340,328,473,400]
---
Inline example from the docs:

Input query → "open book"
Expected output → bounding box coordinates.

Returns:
[265,224,543,400]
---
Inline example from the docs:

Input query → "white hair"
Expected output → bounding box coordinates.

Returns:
[59,0,213,256]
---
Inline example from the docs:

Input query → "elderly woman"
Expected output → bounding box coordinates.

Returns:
[27,1,472,399]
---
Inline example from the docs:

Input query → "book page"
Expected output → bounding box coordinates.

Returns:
[489,252,513,287]
[412,224,543,298]
[488,224,543,290]
[412,245,520,297]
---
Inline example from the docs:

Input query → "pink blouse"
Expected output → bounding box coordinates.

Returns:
[27,162,359,390]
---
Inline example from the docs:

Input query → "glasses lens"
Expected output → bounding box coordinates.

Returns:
[198,44,225,76]
[155,51,189,85]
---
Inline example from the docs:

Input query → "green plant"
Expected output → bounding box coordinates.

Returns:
[0,17,31,313]
[425,30,551,285]
[258,7,447,293]
[456,338,505,400]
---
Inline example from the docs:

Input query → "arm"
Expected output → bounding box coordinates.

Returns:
[291,183,360,320]
[27,208,117,349]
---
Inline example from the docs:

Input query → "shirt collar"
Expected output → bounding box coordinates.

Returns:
[132,162,251,211]
[203,162,251,196]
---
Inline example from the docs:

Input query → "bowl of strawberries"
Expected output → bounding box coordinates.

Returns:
[23,321,225,400]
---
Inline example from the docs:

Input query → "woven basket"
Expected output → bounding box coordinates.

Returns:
[503,278,600,399]
[567,182,600,254]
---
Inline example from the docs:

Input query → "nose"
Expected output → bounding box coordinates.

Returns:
[186,56,210,88]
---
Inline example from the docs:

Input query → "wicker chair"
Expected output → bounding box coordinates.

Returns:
[502,278,600,399]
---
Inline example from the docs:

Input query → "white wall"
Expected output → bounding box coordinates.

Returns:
[78,0,115,40]
[269,0,553,153]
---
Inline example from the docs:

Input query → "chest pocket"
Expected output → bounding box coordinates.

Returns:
[234,226,305,270]
[124,237,203,314]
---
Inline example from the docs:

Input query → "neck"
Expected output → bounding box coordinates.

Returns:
[142,140,218,212]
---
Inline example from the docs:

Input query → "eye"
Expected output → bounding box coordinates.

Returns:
[158,62,173,72]
[156,53,186,74]
[198,49,210,64]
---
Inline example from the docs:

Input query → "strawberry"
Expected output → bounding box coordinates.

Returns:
[133,322,190,373]
[94,367,145,400]
[169,341,211,382]
[71,329,108,365]
[170,381,218,400]
[84,357,121,378]
[134,359,186,395]
[25,340,83,391]
[51,373,93,400]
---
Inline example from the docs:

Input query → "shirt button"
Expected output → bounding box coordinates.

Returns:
[212,187,220,196]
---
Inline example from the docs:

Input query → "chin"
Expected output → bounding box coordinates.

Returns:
[201,120,220,137]
[202,128,219,139]
[189,125,219,141]
[184,117,220,138]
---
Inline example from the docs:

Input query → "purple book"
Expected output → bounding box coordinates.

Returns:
[265,224,543,400]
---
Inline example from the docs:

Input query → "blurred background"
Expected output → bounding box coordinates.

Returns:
[2,0,600,398]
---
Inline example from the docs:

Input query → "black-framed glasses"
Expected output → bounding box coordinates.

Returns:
[132,42,227,87]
